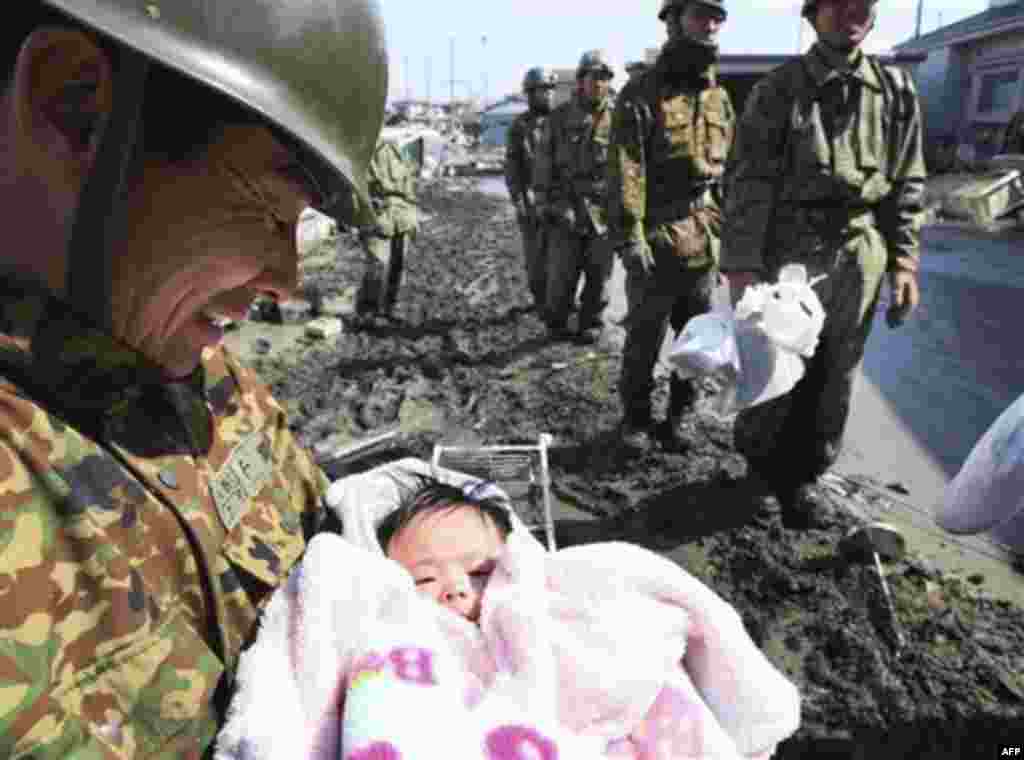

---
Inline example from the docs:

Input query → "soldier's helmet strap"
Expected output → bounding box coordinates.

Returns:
[65,47,150,331]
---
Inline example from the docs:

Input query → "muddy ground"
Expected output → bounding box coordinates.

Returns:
[236,178,1024,758]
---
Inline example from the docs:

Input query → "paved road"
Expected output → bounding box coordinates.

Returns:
[841,222,1024,507]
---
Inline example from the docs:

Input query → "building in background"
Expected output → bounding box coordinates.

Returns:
[478,97,529,148]
[894,0,1024,168]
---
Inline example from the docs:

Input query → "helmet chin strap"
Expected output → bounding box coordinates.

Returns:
[65,47,149,331]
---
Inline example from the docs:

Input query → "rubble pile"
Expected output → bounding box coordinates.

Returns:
[245,177,1024,758]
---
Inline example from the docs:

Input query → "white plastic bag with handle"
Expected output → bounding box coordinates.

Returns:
[667,264,826,414]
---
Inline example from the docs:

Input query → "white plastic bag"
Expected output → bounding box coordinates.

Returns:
[667,264,827,415]
[734,263,826,359]
[666,311,741,380]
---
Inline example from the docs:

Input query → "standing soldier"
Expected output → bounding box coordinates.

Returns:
[721,0,925,528]
[535,50,616,343]
[608,0,733,450]
[357,136,419,325]
[505,67,557,311]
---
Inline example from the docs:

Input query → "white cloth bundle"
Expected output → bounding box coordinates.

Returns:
[215,459,802,760]
[936,392,1024,552]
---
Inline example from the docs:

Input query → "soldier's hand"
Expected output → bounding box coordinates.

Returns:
[886,269,920,328]
[523,189,536,209]
[619,239,655,276]
[725,270,761,307]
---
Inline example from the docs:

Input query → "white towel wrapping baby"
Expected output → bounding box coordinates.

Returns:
[215,464,801,760]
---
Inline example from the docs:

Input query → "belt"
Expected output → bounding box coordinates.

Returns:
[572,177,607,198]
[784,203,876,230]
[646,188,715,227]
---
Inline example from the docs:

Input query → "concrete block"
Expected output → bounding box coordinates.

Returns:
[279,299,312,324]
[321,292,357,318]
[305,316,344,340]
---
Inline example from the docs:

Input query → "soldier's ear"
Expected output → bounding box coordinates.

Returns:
[9,27,115,191]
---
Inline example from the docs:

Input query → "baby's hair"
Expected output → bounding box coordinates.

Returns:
[377,473,513,553]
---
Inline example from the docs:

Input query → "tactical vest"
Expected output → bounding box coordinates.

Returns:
[521,111,547,167]
[553,97,613,202]
[506,111,547,198]
[644,76,733,224]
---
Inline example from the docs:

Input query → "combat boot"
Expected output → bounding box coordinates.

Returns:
[655,377,700,452]
[618,408,654,450]
[778,483,829,531]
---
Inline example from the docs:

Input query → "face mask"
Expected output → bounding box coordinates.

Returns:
[657,37,719,83]
[528,91,552,115]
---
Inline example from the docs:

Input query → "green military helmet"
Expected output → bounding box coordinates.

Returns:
[658,0,728,21]
[801,0,873,18]
[42,0,388,225]
[576,49,614,80]
[522,66,557,92]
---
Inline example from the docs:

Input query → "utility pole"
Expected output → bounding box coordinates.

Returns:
[404,55,411,100]
[481,35,488,109]
[915,0,924,38]
[425,56,432,105]
[449,36,455,104]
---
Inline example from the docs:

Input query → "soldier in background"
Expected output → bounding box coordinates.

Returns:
[607,0,733,450]
[357,136,419,325]
[721,0,925,528]
[534,50,616,343]
[0,0,385,754]
[505,67,558,311]
[625,61,650,82]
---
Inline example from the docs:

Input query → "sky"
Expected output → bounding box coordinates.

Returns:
[378,0,989,105]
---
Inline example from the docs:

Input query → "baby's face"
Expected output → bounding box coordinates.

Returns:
[386,506,505,622]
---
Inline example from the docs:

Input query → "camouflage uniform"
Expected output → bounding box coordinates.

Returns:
[0,276,328,758]
[358,140,419,316]
[534,93,614,332]
[607,60,734,431]
[721,42,926,495]
[505,108,549,307]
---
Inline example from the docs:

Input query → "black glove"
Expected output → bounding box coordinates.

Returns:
[619,239,655,276]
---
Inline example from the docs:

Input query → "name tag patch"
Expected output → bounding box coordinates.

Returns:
[210,432,274,531]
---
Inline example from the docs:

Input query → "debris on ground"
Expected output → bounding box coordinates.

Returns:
[242,176,1024,758]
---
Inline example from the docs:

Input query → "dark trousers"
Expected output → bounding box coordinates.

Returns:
[358,233,409,314]
[619,252,715,425]
[734,247,883,493]
[544,224,613,330]
[517,213,548,308]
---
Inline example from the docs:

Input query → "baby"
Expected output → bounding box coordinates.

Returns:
[215,460,800,760]
[376,476,512,624]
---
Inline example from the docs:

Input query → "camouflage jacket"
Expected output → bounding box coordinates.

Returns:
[607,64,734,264]
[721,42,926,274]
[534,95,613,236]
[366,140,418,238]
[0,275,328,758]
[504,109,548,206]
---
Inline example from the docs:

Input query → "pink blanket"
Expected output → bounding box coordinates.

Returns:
[214,530,800,760]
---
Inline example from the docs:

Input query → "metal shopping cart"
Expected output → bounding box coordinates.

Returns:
[432,434,556,551]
